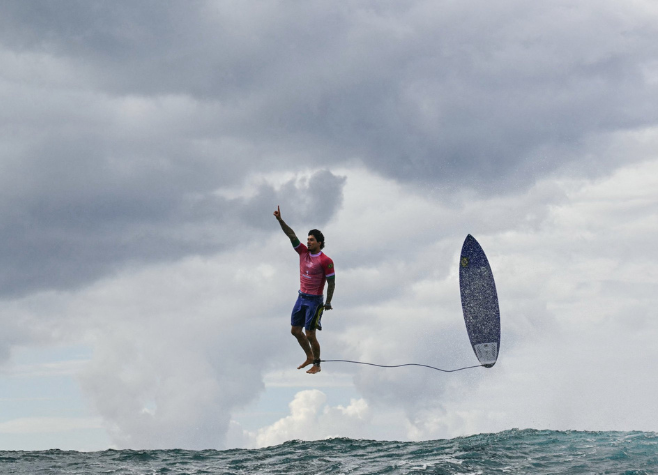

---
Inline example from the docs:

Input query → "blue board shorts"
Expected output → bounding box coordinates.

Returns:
[291,291,324,331]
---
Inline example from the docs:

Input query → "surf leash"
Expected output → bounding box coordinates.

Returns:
[319,359,484,373]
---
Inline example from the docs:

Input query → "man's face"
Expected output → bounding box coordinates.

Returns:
[307,235,321,252]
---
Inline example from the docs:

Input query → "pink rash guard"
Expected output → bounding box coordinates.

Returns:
[293,241,335,296]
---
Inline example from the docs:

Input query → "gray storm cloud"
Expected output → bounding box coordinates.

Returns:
[2,0,657,297]
[0,167,345,297]
[3,1,657,194]
[8,3,658,166]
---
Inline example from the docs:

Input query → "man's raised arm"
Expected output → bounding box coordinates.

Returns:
[273,206,298,243]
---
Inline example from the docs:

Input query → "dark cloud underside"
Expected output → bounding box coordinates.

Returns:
[1,0,657,295]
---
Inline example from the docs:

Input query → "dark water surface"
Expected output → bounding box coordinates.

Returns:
[1,429,657,474]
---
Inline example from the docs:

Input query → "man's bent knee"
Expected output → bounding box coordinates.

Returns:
[291,326,304,337]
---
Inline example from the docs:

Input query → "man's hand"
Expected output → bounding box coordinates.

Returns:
[275,206,298,241]
[324,303,333,310]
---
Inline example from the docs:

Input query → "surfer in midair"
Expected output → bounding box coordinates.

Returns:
[274,206,335,374]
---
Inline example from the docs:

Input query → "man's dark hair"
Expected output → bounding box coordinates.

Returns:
[308,229,325,249]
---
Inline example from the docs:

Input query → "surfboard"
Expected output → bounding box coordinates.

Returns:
[459,234,501,368]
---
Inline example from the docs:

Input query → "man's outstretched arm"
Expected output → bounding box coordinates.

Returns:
[273,206,299,243]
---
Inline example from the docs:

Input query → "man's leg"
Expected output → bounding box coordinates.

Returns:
[291,326,314,369]
[305,329,321,374]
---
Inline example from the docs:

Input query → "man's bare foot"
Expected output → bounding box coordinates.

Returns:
[297,358,314,369]
[306,364,321,374]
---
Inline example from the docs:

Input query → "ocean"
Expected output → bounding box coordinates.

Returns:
[1,429,657,474]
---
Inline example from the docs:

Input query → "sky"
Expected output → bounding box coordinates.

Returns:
[0,0,657,451]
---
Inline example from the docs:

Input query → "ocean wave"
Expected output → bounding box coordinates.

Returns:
[2,429,657,474]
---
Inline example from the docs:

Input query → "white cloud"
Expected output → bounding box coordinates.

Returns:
[250,390,371,448]
[326,158,658,440]
[71,248,287,449]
